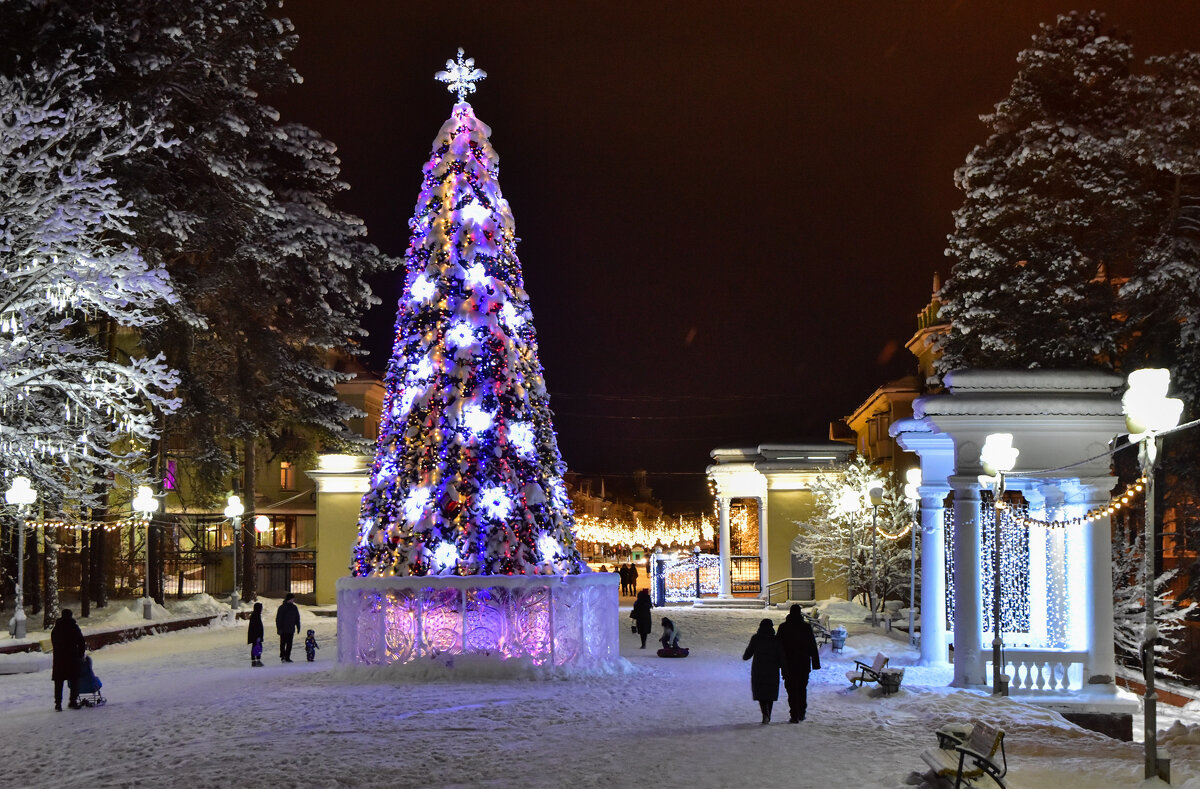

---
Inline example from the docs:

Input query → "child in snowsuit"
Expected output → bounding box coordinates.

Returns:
[305,629,319,662]
[248,602,264,667]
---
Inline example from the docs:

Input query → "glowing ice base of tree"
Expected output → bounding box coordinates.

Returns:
[336,574,619,668]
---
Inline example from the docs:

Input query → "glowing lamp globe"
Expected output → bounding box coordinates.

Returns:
[132,486,158,516]
[254,515,270,533]
[865,480,885,508]
[1123,368,1183,441]
[223,495,244,520]
[4,476,36,507]
[903,468,921,502]
[980,433,1019,477]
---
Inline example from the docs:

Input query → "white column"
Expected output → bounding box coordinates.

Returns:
[756,497,768,598]
[1024,488,1048,647]
[951,480,984,687]
[718,496,732,598]
[1080,479,1117,684]
[919,486,949,665]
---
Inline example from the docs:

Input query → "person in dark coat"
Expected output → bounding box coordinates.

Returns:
[630,589,653,648]
[247,602,265,666]
[618,564,630,596]
[742,618,783,724]
[628,561,639,594]
[50,609,86,710]
[275,593,301,662]
[776,604,822,722]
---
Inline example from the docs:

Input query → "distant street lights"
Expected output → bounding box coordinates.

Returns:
[133,485,159,621]
[224,494,244,610]
[866,480,885,627]
[1122,368,1183,783]
[980,433,1019,696]
[5,476,36,639]
[903,468,921,648]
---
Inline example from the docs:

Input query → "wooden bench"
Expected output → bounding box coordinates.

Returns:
[805,613,831,645]
[845,652,889,687]
[920,721,1007,788]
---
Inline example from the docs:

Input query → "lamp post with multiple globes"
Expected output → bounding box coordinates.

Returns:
[5,476,36,639]
[1122,368,1183,782]
[980,433,1018,696]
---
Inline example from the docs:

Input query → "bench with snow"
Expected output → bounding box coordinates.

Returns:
[919,721,1007,788]
[845,652,888,687]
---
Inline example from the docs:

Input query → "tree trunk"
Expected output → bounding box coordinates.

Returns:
[92,517,108,608]
[26,523,40,616]
[241,437,257,602]
[80,525,90,619]
[42,526,58,630]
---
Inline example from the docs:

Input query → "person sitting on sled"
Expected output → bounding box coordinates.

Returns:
[660,617,681,651]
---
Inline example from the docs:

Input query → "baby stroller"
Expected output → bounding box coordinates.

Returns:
[76,654,105,707]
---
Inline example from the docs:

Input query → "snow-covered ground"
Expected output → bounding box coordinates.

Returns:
[0,595,1196,788]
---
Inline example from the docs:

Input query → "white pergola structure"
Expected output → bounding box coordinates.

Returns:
[892,370,1134,719]
[707,444,853,599]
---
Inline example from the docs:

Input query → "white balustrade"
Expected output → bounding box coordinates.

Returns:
[986,649,1088,693]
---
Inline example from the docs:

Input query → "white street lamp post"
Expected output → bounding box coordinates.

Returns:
[866,480,885,627]
[133,485,159,621]
[904,468,922,648]
[1122,368,1183,783]
[5,476,36,639]
[224,494,244,610]
[838,488,861,601]
[980,433,1018,696]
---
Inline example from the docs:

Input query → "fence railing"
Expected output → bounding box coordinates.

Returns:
[986,648,1088,693]
[765,577,816,605]
[730,555,761,593]
[256,549,315,596]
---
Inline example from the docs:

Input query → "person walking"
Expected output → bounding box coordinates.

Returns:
[630,589,653,648]
[247,602,265,666]
[628,561,639,594]
[50,609,86,710]
[742,618,782,724]
[776,604,821,722]
[618,564,630,596]
[275,593,301,663]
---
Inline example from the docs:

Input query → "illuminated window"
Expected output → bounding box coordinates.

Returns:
[280,461,295,491]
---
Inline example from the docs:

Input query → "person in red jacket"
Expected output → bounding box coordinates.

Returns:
[776,604,821,722]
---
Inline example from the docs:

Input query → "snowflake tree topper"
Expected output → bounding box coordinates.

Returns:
[435,48,487,102]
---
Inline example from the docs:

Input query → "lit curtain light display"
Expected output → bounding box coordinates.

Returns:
[573,514,714,549]
[942,481,1143,648]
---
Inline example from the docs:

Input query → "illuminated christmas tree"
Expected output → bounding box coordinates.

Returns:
[353,50,585,579]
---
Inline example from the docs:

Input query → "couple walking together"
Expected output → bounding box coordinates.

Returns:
[742,604,821,724]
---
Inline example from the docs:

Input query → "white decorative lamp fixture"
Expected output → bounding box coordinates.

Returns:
[865,479,885,627]
[980,433,1018,696]
[133,485,159,621]
[5,476,36,639]
[1123,368,1183,783]
[223,494,244,610]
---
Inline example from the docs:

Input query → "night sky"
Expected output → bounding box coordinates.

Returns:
[274,1,1200,512]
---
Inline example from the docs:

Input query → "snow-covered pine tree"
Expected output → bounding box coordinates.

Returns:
[0,63,180,508]
[354,57,584,578]
[792,456,916,618]
[1,0,394,600]
[1111,511,1196,679]
[939,11,1142,373]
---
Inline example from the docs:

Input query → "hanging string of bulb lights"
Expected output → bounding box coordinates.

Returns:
[574,513,715,548]
[1009,476,1147,529]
